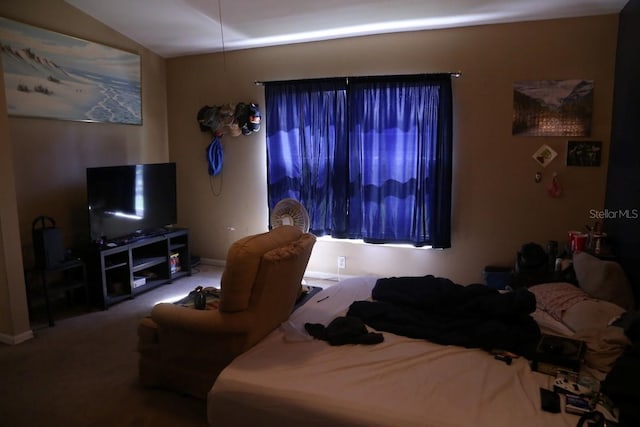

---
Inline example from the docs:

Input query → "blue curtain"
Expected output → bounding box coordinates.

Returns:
[265,74,452,248]
[265,79,347,234]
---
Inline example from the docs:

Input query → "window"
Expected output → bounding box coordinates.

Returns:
[265,74,453,248]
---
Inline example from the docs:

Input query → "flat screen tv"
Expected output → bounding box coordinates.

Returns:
[86,162,177,244]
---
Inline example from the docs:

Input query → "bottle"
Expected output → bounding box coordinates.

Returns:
[555,258,562,272]
[194,286,206,310]
[547,240,558,273]
[594,236,602,255]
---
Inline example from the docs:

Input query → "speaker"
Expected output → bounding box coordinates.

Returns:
[32,216,65,269]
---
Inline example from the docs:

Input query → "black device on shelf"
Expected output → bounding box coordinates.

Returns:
[86,162,177,244]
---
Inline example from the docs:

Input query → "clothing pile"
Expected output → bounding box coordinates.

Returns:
[347,275,541,356]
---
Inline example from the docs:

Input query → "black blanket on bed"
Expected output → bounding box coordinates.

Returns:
[346,275,541,356]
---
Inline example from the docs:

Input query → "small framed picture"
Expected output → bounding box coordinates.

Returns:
[532,144,558,168]
[566,141,601,167]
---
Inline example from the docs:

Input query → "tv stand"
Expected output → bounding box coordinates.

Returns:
[106,228,169,246]
[92,228,190,308]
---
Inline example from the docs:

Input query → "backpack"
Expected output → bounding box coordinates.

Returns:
[515,242,548,274]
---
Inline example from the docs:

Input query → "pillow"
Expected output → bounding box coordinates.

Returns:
[528,282,590,321]
[530,308,575,337]
[563,300,628,377]
[529,282,630,377]
[572,252,635,311]
[562,299,626,333]
[576,326,630,380]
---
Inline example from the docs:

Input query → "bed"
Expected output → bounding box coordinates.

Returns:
[207,253,633,427]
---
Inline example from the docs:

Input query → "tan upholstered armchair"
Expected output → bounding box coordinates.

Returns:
[137,225,316,398]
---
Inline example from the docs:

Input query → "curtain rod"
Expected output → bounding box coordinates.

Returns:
[254,71,462,86]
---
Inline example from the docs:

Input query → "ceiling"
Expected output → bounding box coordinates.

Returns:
[64,0,627,58]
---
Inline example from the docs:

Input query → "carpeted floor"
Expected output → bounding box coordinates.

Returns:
[0,264,334,427]
[1,264,227,427]
[0,266,206,427]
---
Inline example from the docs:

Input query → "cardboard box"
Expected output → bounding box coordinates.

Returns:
[170,252,181,274]
[132,276,146,288]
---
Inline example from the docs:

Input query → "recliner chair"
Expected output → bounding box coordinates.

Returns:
[137,225,316,398]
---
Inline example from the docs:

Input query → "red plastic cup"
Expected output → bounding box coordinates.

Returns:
[568,230,581,252]
[574,234,588,252]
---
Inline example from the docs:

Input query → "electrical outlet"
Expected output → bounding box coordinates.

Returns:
[337,256,346,269]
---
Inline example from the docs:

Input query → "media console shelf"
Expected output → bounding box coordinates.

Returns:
[94,228,190,308]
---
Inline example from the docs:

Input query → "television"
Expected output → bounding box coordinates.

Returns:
[86,163,177,244]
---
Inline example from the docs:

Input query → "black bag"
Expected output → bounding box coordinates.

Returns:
[510,242,551,289]
[516,242,548,274]
[32,216,65,269]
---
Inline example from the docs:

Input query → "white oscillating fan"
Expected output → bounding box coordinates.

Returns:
[271,198,310,233]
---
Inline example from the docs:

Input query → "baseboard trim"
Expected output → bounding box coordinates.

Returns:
[200,258,225,267]
[0,329,34,345]
[198,259,355,283]
[303,270,358,282]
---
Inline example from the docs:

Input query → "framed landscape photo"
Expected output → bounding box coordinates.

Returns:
[566,141,601,167]
[0,17,141,125]
[512,79,593,137]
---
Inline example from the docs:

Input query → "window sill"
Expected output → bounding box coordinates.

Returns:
[316,235,432,250]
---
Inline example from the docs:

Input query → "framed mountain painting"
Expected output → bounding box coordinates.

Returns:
[512,79,593,137]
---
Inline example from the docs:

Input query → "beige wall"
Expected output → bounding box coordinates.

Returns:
[0,52,31,343]
[168,15,619,284]
[0,0,169,342]
[0,4,621,341]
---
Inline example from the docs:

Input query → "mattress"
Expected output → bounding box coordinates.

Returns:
[207,276,581,427]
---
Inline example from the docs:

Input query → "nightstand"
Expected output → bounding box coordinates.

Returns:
[26,258,89,327]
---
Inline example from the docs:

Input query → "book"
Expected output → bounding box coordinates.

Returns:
[565,393,592,415]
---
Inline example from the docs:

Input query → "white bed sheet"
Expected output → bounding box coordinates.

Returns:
[207,276,580,427]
